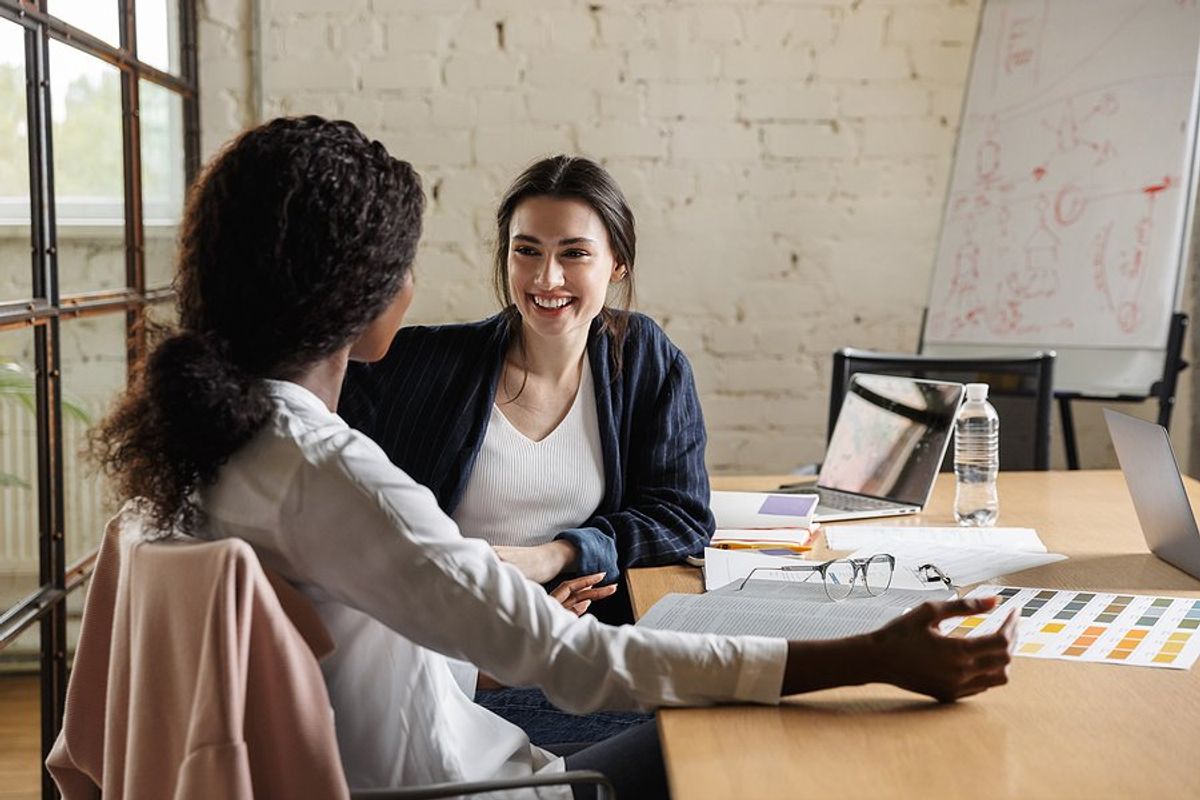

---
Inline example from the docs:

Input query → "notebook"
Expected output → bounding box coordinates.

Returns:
[807,374,965,522]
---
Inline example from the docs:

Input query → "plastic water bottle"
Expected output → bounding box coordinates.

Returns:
[954,383,999,526]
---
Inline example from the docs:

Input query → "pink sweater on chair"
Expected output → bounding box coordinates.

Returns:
[47,505,350,799]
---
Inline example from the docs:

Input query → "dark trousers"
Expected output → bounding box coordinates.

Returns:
[550,720,670,800]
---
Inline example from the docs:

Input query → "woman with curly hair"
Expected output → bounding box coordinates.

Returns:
[94,117,1014,798]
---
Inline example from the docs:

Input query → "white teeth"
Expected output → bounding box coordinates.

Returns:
[533,296,573,309]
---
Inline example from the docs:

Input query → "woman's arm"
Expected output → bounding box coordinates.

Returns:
[281,429,1012,711]
[781,596,1015,701]
[274,428,785,713]
[556,350,713,580]
[265,424,1012,714]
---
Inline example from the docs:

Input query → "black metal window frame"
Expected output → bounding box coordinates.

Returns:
[0,2,199,797]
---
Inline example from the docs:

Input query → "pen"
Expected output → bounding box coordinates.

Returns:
[712,542,813,553]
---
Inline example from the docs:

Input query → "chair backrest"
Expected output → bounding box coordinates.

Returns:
[48,506,350,800]
[51,508,615,800]
[829,348,1056,471]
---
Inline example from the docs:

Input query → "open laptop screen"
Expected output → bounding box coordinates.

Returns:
[819,374,965,506]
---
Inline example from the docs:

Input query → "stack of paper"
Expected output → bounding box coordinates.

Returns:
[710,528,815,550]
[709,491,818,553]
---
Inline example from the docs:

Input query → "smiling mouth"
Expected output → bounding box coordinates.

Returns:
[530,294,576,310]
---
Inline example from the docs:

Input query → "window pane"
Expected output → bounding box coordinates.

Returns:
[0,328,39,607]
[136,1,182,75]
[60,313,126,566]
[47,0,120,48]
[0,21,31,304]
[50,42,126,296]
[141,81,184,289]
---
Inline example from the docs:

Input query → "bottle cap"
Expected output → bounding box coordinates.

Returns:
[965,383,989,401]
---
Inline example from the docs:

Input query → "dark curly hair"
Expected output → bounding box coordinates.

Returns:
[92,116,425,531]
[493,155,636,372]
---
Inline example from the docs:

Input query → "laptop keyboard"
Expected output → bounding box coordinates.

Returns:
[817,488,902,511]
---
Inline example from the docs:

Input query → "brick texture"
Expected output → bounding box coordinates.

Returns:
[196,0,1192,474]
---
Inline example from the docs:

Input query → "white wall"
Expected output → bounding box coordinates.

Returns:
[197,0,1194,475]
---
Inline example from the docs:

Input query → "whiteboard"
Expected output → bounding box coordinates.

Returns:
[923,0,1200,395]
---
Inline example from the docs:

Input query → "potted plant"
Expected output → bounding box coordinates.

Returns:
[1,360,90,488]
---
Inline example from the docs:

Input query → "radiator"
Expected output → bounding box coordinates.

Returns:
[1,400,111,576]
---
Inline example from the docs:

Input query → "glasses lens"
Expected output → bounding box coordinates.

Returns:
[823,559,856,601]
[863,555,894,595]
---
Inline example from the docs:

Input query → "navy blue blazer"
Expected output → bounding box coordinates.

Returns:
[338,311,715,589]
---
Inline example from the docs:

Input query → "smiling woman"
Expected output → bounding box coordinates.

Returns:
[341,156,707,613]
[507,196,624,339]
[494,156,636,378]
[496,196,627,441]
[338,155,713,744]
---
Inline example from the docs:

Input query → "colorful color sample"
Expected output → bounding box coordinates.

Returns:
[941,586,1200,671]
[947,616,986,638]
[1095,595,1133,624]
[1053,592,1096,621]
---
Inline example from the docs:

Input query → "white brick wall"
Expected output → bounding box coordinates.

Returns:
[197,0,1194,475]
[198,0,257,156]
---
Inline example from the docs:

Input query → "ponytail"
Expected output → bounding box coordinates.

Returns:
[91,116,426,533]
[92,329,272,533]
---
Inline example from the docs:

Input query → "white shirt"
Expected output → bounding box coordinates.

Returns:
[453,356,605,547]
[200,380,787,795]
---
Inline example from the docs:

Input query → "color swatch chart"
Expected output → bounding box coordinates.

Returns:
[939,586,1200,670]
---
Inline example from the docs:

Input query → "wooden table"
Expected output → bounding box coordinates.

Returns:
[627,471,1200,800]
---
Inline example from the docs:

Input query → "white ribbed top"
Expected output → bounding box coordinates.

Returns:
[452,357,605,547]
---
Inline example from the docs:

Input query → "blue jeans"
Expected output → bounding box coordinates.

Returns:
[475,686,654,747]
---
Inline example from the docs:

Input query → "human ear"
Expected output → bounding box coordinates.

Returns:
[611,263,628,282]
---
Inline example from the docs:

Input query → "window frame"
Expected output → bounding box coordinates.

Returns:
[0,3,198,797]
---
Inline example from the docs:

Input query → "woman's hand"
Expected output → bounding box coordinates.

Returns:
[493,541,579,584]
[780,596,1017,702]
[474,574,617,689]
[549,572,618,616]
[869,596,1017,702]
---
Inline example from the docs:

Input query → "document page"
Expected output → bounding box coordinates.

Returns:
[638,582,953,640]
[826,525,1047,553]
[702,547,812,591]
[852,543,1067,590]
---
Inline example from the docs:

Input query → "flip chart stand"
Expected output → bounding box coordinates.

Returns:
[917,311,1189,469]
[1055,313,1189,470]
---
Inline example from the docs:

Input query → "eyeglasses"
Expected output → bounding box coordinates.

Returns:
[915,562,953,589]
[736,554,896,601]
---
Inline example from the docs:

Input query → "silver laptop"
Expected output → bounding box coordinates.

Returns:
[1104,409,1200,581]
[812,374,966,522]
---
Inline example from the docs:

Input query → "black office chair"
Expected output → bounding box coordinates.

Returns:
[829,348,1056,471]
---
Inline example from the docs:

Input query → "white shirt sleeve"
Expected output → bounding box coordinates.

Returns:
[445,658,478,700]
[275,424,787,713]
